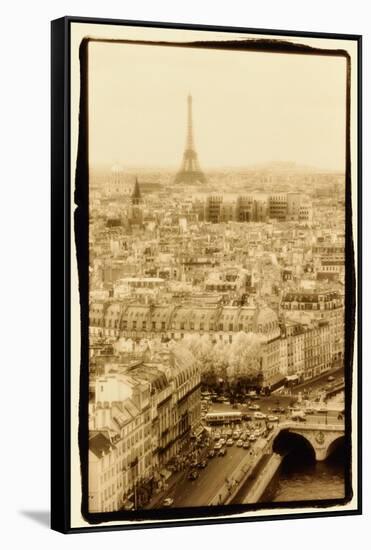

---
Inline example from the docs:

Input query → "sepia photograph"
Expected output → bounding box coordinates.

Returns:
[51,17,361,532]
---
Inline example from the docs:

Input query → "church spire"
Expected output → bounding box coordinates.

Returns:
[131,177,142,205]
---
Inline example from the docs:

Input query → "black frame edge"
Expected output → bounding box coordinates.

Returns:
[63,15,362,42]
[51,16,71,534]
[356,34,362,516]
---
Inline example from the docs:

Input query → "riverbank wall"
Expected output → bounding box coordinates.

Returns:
[241,453,283,504]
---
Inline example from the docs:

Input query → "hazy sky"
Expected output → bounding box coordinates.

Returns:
[88,40,347,171]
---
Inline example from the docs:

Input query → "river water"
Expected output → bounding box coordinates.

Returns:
[272,446,345,502]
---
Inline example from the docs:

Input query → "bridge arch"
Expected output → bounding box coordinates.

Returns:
[271,424,345,461]
[273,429,316,461]
[325,435,345,460]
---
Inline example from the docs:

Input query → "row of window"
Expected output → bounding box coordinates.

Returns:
[102,501,117,513]
[92,319,259,332]
[103,483,115,500]
[102,466,115,483]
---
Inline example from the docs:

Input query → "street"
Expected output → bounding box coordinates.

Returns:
[153,440,258,508]
[209,398,344,423]
[290,364,344,395]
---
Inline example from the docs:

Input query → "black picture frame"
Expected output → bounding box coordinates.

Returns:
[51,15,362,534]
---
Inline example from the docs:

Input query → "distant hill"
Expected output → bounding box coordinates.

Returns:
[240,161,343,174]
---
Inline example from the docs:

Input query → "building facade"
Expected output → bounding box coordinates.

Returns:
[89,301,281,388]
[280,289,344,361]
[88,346,201,511]
[194,192,312,224]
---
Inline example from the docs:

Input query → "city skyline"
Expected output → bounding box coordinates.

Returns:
[90,161,346,174]
[85,32,349,519]
[88,41,347,171]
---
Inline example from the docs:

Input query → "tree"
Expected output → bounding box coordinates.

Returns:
[182,334,214,373]
[175,331,265,392]
[228,332,264,391]
[212,340,229,380]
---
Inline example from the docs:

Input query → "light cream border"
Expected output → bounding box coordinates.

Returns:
[69,21,359,529]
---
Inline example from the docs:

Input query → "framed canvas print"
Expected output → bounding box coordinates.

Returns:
[51,16,362,533]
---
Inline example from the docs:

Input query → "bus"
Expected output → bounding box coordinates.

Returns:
[205,411,242,425]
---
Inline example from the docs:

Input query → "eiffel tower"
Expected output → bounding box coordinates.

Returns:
[174,95,206,185]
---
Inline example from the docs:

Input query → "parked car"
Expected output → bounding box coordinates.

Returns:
[163,497,174,507]
[208,449,216,458]
[214,442,222,451]
[249,404,260,410]
[291,410,306,420]
[226,438,234,446]
[219,438,226,446]
[243,441,250,449]
[293,416,307,422]
[267,415,279,422]
[197,460,208,469]
[236,439,244,447]
[327,375,335,382]
[272,407,285,414]
[248,434,257,441]
[218,447,227,456]
[254,412,266,419]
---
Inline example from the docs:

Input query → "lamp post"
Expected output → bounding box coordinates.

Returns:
[134,480,137,510]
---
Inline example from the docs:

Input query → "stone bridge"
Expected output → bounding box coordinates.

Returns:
[268,420,345,461]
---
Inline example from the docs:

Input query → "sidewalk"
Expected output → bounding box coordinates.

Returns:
[143,469,187,509]
[292,365,343,393]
